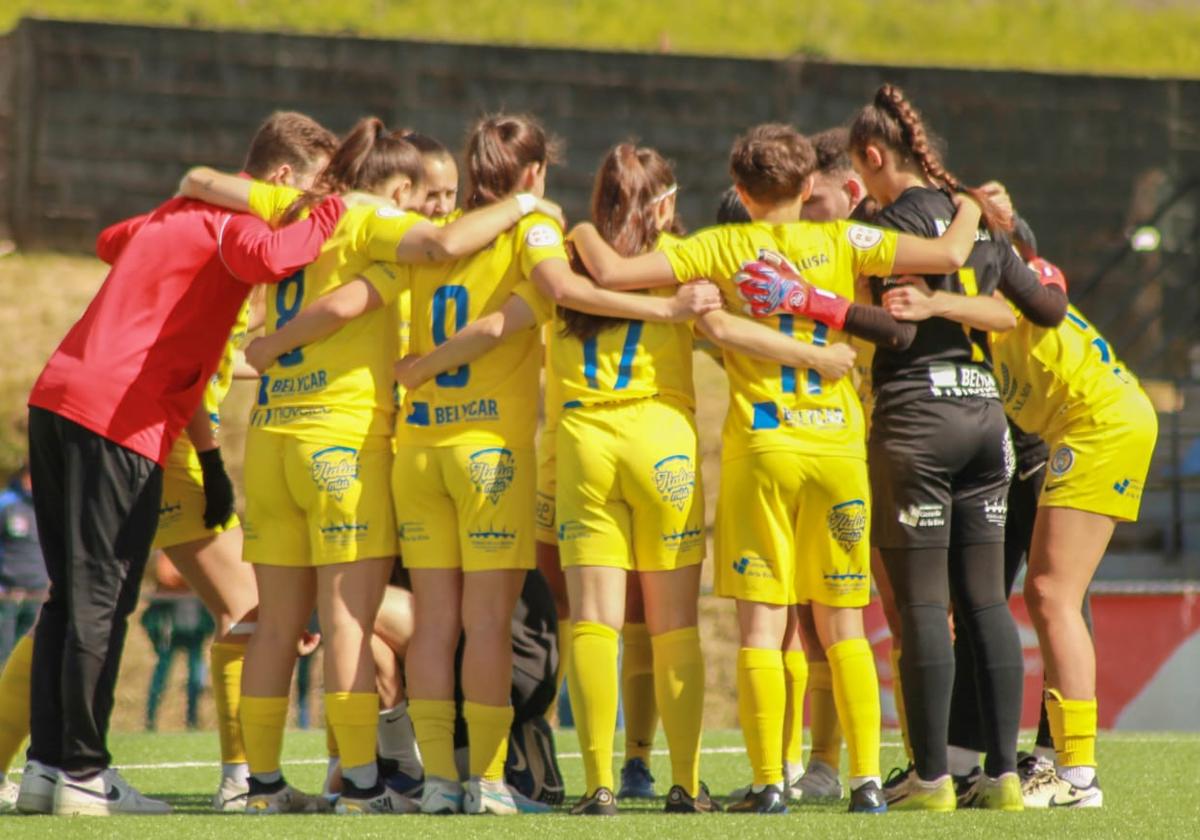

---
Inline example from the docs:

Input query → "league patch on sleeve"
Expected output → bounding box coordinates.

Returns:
[376,206,407,218]
[526,224,561,248]
[847,224,884,249]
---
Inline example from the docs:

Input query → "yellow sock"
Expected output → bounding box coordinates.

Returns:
[325,692,379,771]
[1045,688,1097,768]
[240,696,289,777]
[737,647,785,786]
[325,714,340,758]
[568,620,619,794]
[807,660,843,770]
[621,623,658,763]
[0,633,33,774]
[409,698,458,781]
[890,646,913,762]
[464,701,514,781]
[828,638,881,779]
[651,626,704,796]
[782,650,809,769]
[556,618,572,705]
[209,641,246,765]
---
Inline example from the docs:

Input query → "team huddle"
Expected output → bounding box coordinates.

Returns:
[0,82,1157,817]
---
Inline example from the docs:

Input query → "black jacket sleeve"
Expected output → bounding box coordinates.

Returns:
[996,246,1068,327]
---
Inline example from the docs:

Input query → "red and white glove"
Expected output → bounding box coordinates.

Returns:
[1028,256,1067,293]
[734,249,851,328]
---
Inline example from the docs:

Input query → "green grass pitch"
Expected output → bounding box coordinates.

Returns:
[3,728,1198,837]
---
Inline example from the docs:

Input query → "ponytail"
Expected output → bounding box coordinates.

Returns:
[464,114,561,209]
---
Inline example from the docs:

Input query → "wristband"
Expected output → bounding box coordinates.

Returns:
[515,193,538,216]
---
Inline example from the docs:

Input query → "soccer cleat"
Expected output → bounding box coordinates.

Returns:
[335,779,420,815]
[953,765,982,807]
[726,783,788,814]
[464,777,551,815]
[212,775,250,812]
[886,773,957,812]
[54,768,172,816]
[795,759,843,800]
[882,763,915,804]
[245,780,331,815]
[1022,768,1103,809]
[848,780,887,814]
[419,775,464,815]
[570,786,618,816]
[0,778,19,812]
[15,760,59,814]
[960,771,1023,811]
[1017,751,1054,785]
[664,782,721,813]
[505,715,565,806]
[617,756,656,799]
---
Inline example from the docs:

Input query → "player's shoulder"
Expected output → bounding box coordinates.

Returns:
[517,213,565,247]
[876,187,950,236]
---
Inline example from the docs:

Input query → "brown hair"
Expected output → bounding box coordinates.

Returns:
[463,114,561,209]
[729,123,817,205]
[560,143,684,342]
[849,84,1010,233]
[242,111,338,181]
[811,127,853,176]
[401,130,452,160]
[282,117,423,224]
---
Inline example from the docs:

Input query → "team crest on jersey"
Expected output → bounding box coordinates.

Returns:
[827,499,866,553]
[310,446,360,501]
[653,454,696,511]
[1050,445,1075,477]
[469,447,516,504]
[525,224,561,248]
[847,224,884,250]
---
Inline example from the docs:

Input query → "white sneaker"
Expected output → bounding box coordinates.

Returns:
[54,768,171,815]
[795,759,844,800]
[335,784,420,815]
[419,775,463,815]
[463,777,551,815]
[245,783,331,815]
[16,760,60,814]
[212,775,250,812]
[1021,767,1103,809]
[0,778,19,812]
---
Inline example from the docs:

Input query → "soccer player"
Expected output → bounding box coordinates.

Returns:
[569,122,985,814]
[18,132,345,816]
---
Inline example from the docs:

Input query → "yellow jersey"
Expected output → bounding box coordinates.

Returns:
[991,304,1142,441]
[395,213,561,449]
[550,232,694,412]
[663,219,898,459]
[248,191,423,444]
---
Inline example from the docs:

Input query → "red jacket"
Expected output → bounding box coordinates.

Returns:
[29,195,344,465]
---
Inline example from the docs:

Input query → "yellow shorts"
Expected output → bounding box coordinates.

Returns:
[535,425,557,545]
[153,446,238,551]
[241,431,396,567]
[393,443,536,572]
[556,400,705,572]
[1041,390,1158,521]
[715,450,870,608]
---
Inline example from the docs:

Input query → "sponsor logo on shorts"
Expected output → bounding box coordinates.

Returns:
[310,446,360,500]
[827,499,866,553]
[984,496,1008,526]
[535,492,555,530]
[250,405,333,427]
[319,520,369,547]
[1113,477,1143,500]
[847,224,884,250]
[397,520,428,543]
[898,503,945,529]
[1002,430,1016,481]
[557,520,588,542]
[468,447,516,504]
[661,527,704,551]
[751,401,846,431]
[732,553,774,580]
[926,363,999,399]
[468,525,517,553]
[1050,446,1075,477]
[653,454,696,512]
[525,224,561,248]
[823,569,869,598]
[157,500,183,526]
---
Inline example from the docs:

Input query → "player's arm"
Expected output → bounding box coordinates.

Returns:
[530,258,721,322]
[890,194,983,274]
[183,404,234,529]
[217,195,345,286]
[387,196,565,264]
[394,296,539,391]
[243,276,384,374]
[566,223,678,290]
[95,212,152,264]
[996,249,1068,327]
[179,167,255,212]
[696,310,857,382]
[882,277,1016,332]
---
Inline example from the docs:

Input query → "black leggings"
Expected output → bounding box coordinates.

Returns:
[884,542,1023,779]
